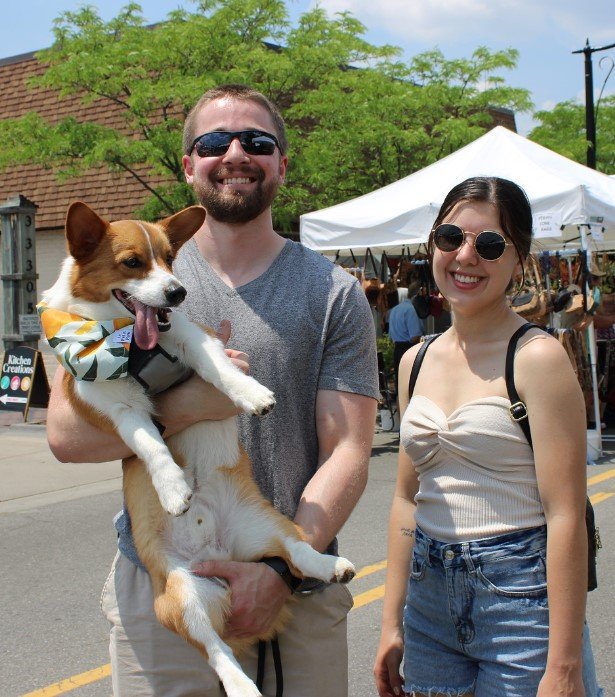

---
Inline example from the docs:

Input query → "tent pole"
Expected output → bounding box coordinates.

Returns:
[580,225,603,461]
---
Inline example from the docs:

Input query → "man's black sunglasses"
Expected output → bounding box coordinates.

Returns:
[189,130,280,157]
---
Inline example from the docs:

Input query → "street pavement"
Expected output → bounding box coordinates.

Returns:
[3,407,614,517]
[0,414,613,696]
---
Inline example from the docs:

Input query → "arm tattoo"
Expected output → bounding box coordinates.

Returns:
[401,528,415,538]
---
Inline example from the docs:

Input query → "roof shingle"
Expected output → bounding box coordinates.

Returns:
[0,53,174,229]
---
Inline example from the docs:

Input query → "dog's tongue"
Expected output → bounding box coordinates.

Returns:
[132,300,159,350]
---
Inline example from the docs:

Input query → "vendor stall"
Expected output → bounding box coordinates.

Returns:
[301,127,615,459]
[300,126,615,253]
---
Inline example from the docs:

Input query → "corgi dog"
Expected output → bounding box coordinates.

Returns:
[42,202,355,697]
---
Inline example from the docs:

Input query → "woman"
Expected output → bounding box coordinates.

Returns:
[374,177,602,697]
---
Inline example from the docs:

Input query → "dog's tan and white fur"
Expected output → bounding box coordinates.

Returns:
[44,202,355,696]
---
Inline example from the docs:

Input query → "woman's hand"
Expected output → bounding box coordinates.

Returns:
[537,664,584,697]
[374,627,406,697]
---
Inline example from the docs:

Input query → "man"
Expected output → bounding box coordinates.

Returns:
[386,283,424,386]
[46,84,379,696]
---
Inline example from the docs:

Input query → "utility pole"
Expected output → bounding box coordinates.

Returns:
[572,39,615,170]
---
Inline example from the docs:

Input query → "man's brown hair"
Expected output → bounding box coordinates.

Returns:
[183,84,288,155]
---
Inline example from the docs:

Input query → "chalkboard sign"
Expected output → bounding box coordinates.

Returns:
[0,346,49,420]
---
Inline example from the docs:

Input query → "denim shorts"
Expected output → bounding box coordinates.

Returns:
[403,526,602,697]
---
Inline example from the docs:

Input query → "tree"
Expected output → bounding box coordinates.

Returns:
[0,0,532,229]
[286,44,531,221]
[529,97,615,174]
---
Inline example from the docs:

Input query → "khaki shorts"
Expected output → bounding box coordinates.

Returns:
[101,552,353,697]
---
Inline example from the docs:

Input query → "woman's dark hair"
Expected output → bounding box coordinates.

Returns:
[427,177,533,266]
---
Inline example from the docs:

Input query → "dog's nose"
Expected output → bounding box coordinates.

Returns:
[165,284,187,307]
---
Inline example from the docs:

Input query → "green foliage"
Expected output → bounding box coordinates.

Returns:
[286,44,531,219]
[377,334,394,374]
[529,96,615,174]
[0,0,532,225]
[596,258,615,294]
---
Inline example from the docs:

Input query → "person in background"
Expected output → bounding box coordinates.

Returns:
[374,176,602,697]
[46,84,379,697]
[387,282,424,387]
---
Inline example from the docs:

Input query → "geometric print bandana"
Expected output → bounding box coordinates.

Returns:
[37,302,135,381]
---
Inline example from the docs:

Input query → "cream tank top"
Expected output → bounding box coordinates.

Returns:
[400,394,545,542]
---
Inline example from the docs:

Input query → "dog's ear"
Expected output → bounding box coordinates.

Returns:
[159,206,206,254]
[65,202,109,261]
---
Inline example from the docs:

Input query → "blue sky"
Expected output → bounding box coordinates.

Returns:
[2,0,614,135]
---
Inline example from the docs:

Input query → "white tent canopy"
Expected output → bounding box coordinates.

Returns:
[300,126,615,253]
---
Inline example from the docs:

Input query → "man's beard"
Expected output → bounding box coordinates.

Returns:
[193,166,280,224]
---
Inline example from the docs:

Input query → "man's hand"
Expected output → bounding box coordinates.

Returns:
[217,319,249,375]
[192,560,291,639]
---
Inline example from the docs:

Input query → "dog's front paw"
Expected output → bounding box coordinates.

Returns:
[152,467,193,516]
[232,379,276,416]
[248,386,276,416]
[329,557,356,585]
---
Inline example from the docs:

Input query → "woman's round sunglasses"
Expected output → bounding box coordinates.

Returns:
[432,224,513,261]
[189,129,280,158]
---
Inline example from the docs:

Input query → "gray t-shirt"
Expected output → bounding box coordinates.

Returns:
[115,238,379,563]
[175,238,380,518]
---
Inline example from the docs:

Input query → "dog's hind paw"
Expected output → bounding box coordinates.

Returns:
[152,468,193,517]
[219,671,262,697]
[329,557,356,585]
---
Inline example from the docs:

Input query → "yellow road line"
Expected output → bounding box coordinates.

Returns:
[590,492,615,505]
[21,665,111,697]
[18,559,389,696]
[588,468,615,487]
[353,584,385,609]
[354,559,387,579]
[20,482,615,697]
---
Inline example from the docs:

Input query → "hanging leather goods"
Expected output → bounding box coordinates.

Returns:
[395,247,412,289]
[510,254,548,322]
[381,251,399,312]
[412,262,431,319]
[341,249,362,282]
[563,252,595,330]
[552,251,573,312]
[353,249,364,282]
[361,248,385,306]
[539,251,554,316]
[596,253,615,316]
[376,251,394,329]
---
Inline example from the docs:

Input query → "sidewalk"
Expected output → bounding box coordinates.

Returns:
[1,412,614,516]
[0,416,398,512]
[0,409,122,514]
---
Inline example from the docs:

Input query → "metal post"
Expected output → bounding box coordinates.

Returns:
[573,39,615,170]
[583,42,596,170]
[579,225,602,461]
[0,195,40,351]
